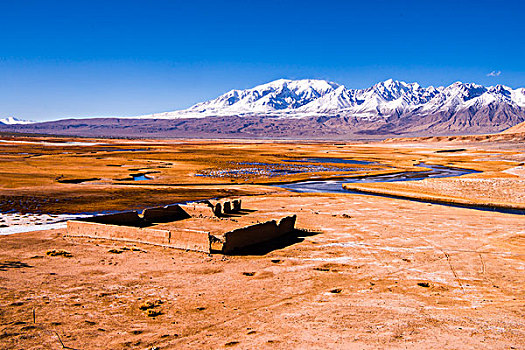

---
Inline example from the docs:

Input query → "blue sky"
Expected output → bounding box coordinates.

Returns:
[1,0,523,121]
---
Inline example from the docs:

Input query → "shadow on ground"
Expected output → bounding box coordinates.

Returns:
[0,261,33,271]
[226,229,322,256]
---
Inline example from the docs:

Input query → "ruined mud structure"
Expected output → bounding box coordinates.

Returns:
[66,199,297,254]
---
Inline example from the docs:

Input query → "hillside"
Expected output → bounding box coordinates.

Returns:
[502,120,525,134]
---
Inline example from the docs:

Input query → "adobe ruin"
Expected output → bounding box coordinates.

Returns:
[66,199,297,254]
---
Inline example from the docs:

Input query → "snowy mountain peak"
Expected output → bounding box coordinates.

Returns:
[3,78,525,139]
[0,117,35,125]
[256,78,339,91]
[137,78,525,120]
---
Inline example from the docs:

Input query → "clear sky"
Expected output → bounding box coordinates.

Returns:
[1,0,523,121]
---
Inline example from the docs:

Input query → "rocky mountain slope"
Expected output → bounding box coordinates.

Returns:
[2,79,525,139]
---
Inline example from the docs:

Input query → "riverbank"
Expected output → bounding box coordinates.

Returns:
[343,175,525,212]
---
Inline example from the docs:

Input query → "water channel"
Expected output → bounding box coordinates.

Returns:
[273,158,524,215]
[276,161,477,194]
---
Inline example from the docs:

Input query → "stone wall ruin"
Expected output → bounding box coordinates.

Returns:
[66,199,296,254]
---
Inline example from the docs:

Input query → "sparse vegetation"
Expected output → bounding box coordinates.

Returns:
[138,300,163,317]
[138,300,163,310]
[146,309,162,317]
[314,266,330,271]
[225,341,240,347]
[108,248,124,254]
[46,249,72,257]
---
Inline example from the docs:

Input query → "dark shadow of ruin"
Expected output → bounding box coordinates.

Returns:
[223,229,322,256]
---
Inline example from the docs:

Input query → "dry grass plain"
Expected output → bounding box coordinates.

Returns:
[0,133,524,349]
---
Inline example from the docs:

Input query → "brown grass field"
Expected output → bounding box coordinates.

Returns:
[0,133,524,349]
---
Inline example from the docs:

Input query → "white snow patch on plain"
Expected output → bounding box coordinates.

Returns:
[503,166,525,178]
[0,213,90,235]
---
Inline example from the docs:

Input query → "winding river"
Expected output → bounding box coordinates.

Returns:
[275,162,478,194]
[274,159,524,215]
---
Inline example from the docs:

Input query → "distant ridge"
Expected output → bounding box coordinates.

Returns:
[2,79,525,139]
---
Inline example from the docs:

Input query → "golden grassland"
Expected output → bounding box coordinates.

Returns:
[343,178,525,210]
[0,134,523,213]
[1,134,524,349]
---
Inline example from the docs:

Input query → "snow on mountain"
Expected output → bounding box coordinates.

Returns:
[510,87,525,107]
[141,79,342,119]
[2,79,524,138]
[137,79,525,122]
[0,117,35,125]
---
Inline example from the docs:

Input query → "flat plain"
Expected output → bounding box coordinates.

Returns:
[0,133,524,349]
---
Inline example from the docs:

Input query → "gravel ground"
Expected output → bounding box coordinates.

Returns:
[1,193,524,349]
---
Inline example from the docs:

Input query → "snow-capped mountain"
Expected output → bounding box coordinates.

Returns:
[138,79,525,124]
[0,117,35,125]
[1,79,524,139]
[140,79,343,119]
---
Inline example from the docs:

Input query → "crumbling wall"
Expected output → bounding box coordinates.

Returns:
[168,229,211,252]
[208,199,242,217]
[277,215,297,235]
[213,202,222,217]
[180,202,216,217]
[81,211,143,226]
[66,199,296,255]
[223,201,232,214]
[220,221,278,253]
[219,215,297,253]
[142,204,191,223]
[67,221,168,244]
[66,220,211,252]
[232,199,242,211]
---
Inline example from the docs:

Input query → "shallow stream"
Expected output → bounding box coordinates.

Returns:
[274,159,524,215]
[275,162,477,194]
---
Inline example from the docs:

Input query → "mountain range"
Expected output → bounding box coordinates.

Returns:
[2,79,525,139]
[140,79,525,122]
